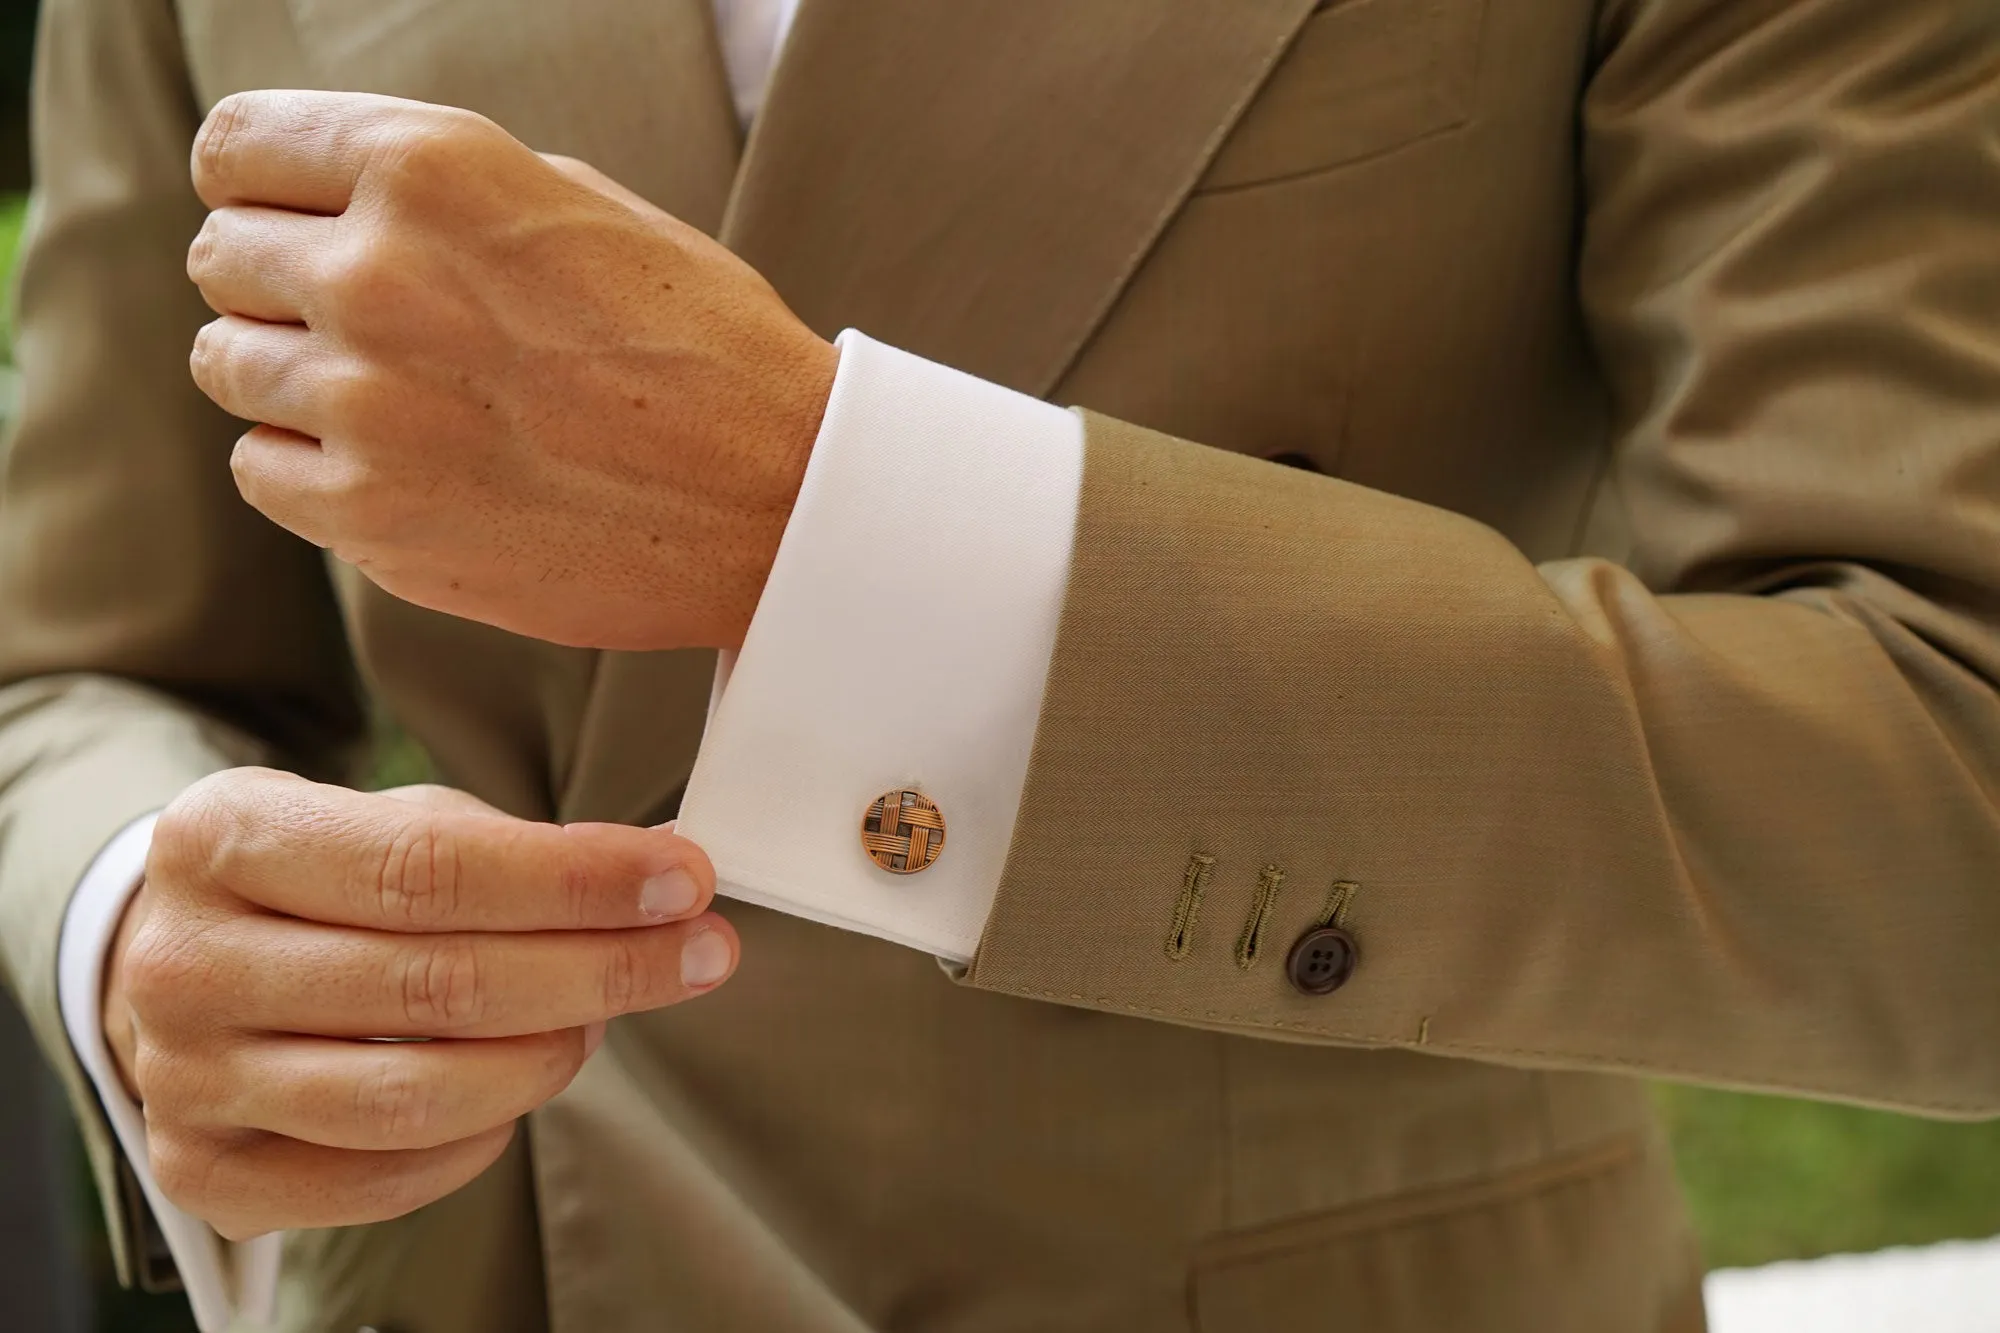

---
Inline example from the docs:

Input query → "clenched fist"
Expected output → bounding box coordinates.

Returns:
[102,770,736,1239]
[185,89,838,652]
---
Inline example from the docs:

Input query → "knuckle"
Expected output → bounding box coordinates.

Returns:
[187,320,232,394]
[321,383,422,495]
[529,825,595,929]
[227,431,264,499]
[373,108,498,191]
[132,1043,217,1124]
[319,243,399,321]
[559,859,595,930]
[317,243,435,352]
[317,449,379,508]
[371,813,462,928]
[120,918,205,1023]
[538,152,606,194]
[149,769,264,893]
[395,937,486,1031]
[186,217,222,285]
[191,94,254,193]
[128,1039,179,1110]
[369,132,451,208]
[323,465,403,550]
[598,936,660,1015]
[148,1129,225,1213]
[354,1055,438,1144]
[228,430,313,534]
[318,364,380,435]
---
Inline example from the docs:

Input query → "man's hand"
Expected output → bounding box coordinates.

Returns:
[185,90,839,652]
[101,769,736,1240]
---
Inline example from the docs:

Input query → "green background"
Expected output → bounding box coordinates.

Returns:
[2,178,1998,1327]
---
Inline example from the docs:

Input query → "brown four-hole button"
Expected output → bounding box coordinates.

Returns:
[1285,925,1358,995]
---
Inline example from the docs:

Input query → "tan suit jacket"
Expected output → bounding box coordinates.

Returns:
[4,0,1997,1328]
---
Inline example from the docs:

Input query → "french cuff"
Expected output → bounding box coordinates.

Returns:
[58,813,281,1332]
[677,329,1083,963]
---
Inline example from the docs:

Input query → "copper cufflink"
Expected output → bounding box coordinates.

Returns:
[862,788,945,873]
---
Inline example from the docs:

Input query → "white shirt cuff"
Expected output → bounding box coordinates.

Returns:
[57,812,280,1332]
[678,329,1084,962]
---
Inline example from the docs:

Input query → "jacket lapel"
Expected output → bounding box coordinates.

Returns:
[721,0,1322,394]
[565,0,1321,825]
[280,0,743,233]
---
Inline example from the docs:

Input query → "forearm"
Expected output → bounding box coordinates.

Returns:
[681,317,2000,1115]
[963,415,2000,1116]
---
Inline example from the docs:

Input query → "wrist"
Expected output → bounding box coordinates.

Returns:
[758,328,839,529]
[711,330,839,651]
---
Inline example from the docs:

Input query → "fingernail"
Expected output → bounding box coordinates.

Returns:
[680,929,733,988]
[640,868,699,919]
[582,1021,606,1058]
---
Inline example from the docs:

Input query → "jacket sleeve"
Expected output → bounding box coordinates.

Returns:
[964,0,2000,1118]
[0,0,363,1283]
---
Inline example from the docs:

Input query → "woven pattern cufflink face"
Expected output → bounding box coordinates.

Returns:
[862,789,945,873]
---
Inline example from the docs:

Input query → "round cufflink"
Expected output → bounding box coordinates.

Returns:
[861,788,945,874]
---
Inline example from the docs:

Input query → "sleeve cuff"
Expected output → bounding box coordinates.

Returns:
[677,329,1083,962]
[57,812,280,1332]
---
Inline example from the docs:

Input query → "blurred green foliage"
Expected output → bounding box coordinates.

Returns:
[0,190,1994,1327]
[1657,1084,2000,1270]
[1,190,24,359]
[368,715,439,789]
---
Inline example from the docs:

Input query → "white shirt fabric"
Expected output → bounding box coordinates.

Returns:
[52,4,1083,1327]
[714,0,802,125]
[1703,1238,2000,1332]
[678,331,1081,963]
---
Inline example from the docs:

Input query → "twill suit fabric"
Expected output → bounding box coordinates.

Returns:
[4,0,1997,1329]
